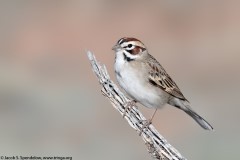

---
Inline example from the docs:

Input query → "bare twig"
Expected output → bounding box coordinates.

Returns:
[87,51,187,160]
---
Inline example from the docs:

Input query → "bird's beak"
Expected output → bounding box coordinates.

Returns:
[112,44,121,51]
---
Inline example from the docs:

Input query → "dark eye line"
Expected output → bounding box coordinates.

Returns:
[123,45,135,48]
[123,45,146,52]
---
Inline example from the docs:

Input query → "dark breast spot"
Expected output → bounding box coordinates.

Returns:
[115,70,122,78]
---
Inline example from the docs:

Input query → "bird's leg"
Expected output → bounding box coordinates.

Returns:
[139,109,158,136]
[122,100,137,117]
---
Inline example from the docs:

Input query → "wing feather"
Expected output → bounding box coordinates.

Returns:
[146,55,187,101]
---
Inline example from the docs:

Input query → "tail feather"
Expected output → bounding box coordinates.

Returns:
[184,108,214,130]
[169,98,214,130]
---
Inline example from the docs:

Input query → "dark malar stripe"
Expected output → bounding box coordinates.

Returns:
[123,53,134,62]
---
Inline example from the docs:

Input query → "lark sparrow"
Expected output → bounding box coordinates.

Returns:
[112,37,213,130]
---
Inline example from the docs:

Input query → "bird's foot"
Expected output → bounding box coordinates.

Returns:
[139,119,152,136]
[122,100,137,118]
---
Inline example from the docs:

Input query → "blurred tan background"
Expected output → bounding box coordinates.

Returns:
[0,0,239,159]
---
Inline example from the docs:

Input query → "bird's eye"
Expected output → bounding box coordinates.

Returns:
[128,44,133,48]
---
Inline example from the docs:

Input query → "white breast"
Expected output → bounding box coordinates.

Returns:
[114,52,169,109]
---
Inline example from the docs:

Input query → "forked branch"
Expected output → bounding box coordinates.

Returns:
[87,51,186,160]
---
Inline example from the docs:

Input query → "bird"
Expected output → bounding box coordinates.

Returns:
[112,37,213,131]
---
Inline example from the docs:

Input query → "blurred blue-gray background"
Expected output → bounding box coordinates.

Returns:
[0,1,239,159]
